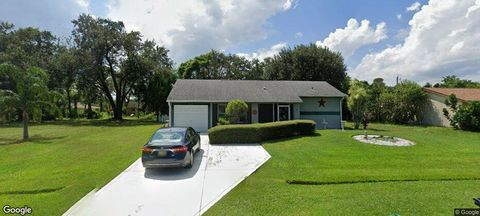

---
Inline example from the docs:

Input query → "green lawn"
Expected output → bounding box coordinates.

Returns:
[0,120,160,215]
[206,123,480,216]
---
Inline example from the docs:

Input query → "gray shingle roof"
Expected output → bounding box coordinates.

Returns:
[167,79,346,103]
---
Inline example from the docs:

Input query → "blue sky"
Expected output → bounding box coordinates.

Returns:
[228,0,427,66]
[0,0,478,85]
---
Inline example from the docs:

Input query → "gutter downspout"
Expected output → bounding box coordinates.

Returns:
[168,102,172,127]
[209,103,213,128]
[340,97,344,130]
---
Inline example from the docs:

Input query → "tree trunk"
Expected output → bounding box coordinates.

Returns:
[353,116,360,129]
[73,98,78,118]
[99,100,103,112]
[104,94,117,120]
[136,99,140,119]
[113,107,123,120]
[87,101,93,119]
[156,110,160,122]
[135,100,140,119]
[113,100,123,120]
[66,88,72,118]
[22,109,29,140]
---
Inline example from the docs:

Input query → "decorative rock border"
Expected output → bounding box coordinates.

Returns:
[352,135,415,147]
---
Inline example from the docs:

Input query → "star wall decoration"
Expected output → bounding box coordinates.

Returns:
[318,98,326,107]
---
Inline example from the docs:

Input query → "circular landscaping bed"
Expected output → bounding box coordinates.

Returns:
[352,135,415,147]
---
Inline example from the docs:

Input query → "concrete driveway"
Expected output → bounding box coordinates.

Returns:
[64,135,270,216]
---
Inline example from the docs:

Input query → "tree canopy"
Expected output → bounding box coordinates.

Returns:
[263,44,348,92]
[0,64,55,139]
[178,50,263,80]
[433,75,480,88]
[72,14,174,120]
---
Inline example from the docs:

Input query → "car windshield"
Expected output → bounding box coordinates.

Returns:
[149,131,184,145]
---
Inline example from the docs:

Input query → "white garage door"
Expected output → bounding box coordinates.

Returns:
[173,105,209,132]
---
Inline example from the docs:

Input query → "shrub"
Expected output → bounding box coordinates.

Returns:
[99,112,111,119]
[217,116,230,125]
[445,100,480,131]
[388,81,427,123]
[454,102,480,131]
[208,120,316,144]
[226,99,248,123]
[80,109,100,119]
[295,120,317,135]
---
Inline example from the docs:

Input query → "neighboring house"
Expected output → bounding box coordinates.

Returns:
[422,88,480,127]
[166,79,346,132]
[125,100,142,115]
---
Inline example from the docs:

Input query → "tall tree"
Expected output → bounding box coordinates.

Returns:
[0,64,54,139]
[368,78,388,122]
[0,22,57,70]
[178,50,259,80]
[72,14,171,120]
[433,75,480,88]
[1,22,59,121]
[50,46,82,118]
[130,40,175,121]
[142,69,176,121]
[347,80,371,129]
[263,44,348,92]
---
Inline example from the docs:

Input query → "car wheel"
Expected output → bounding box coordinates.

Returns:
[185,151,193,168]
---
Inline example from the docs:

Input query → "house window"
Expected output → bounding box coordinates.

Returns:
[218,104,227,119]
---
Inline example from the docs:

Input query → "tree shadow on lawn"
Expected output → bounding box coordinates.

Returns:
[0,119,163,128]
[0,186,65,195]
[342,125,388,132]
[263,132,323,144]
[0,134,67,145]
[43,119,163,127]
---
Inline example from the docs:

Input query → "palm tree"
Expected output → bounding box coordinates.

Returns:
[0,64,52,140]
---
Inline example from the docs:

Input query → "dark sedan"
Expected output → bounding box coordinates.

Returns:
[142,127,201,169]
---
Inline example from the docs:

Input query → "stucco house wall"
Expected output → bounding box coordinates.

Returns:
[422,93,454,127]
[299,97,342,129]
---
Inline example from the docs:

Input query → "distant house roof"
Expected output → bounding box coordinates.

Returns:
[167,79,346,103]
[424,88,480,102]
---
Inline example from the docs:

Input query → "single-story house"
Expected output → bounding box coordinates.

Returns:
[422,88,480,127]
[166,79,346,132]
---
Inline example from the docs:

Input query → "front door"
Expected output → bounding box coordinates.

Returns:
[258,104,274,123]
[278,105,290,121]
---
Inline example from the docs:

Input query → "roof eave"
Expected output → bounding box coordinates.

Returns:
[424,89,467,102]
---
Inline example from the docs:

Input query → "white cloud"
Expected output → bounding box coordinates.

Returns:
[315,18,387,59]
[237,43,287,60]
[407,2,422,12]
[75,0,89,8]
[0,0,88,36]
[107,0,294,63]
[351,0,480,85]
[295,32,303,38]
[396,13,402,20]
[283,0,299,10]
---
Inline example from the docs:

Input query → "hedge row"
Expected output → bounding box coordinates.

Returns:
[208,120,316,144]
